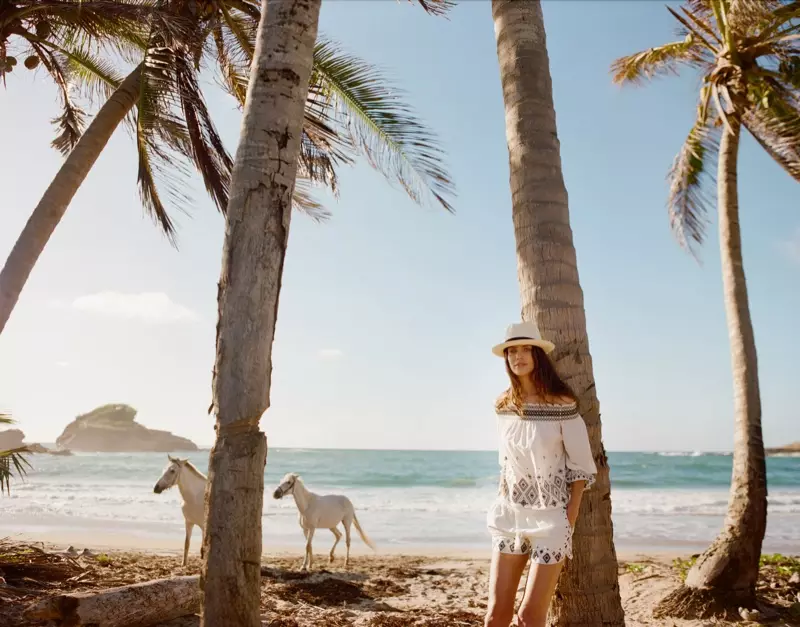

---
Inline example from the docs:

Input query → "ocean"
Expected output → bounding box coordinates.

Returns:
[1,449,798,554]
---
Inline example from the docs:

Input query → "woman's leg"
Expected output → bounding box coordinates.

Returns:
[485,550,529,627]
[516,560,564,627]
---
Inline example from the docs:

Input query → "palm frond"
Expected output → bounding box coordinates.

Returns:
[219,1,255,59]
[20,1,160,37]
[411,0,455,16]
[667,6,721,53]
[212,25,249,106]
[173,51,232,213]
[667,111,721,253]
[297,129,340,195]
[310,38,455,211]
[37,37,124,103]
[611,38,708,85]
[134,44,189,241]
[0,446,32,495]
[226,0,261,20]
[667,83,719,252]
[772,0,800,28]
[293,178,331,222]
[680,5,724,46]
[30,42,87,154]
[743,78,800,182]
[728,0,785,34]
[0,413,31,495]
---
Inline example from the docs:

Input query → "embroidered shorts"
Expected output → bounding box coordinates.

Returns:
[492,534,569,564]
[487,501,572,565]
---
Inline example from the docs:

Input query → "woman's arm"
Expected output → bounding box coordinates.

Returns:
[566,479,586,527]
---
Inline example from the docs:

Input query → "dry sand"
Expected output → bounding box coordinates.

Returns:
[1,542,798,626]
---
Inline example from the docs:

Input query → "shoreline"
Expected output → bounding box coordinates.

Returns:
[0,528,692,564]
[4,518,799,558]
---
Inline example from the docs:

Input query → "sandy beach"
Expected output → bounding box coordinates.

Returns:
[2,537,798,627]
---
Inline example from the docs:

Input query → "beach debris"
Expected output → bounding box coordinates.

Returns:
[738,607,761,621]
[25,575,200,627]
[789,571,800,585]
[0,540,83,584]
[64,546,78,557]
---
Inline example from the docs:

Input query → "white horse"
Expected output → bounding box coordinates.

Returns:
[273,473,375,570]
[153,455,206,566]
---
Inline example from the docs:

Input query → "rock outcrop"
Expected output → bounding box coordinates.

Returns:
[766,441,800,455]
[56,404,197,453]
[0,428,25,450]
[0,430,71,454]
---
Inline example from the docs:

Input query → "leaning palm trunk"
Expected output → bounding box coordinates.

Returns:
[0,66,142,335]
[200,0,321,626]
[657,119,767,618]
[492,1,624,625]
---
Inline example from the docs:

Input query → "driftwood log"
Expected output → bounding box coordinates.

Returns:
[25,575,200,627]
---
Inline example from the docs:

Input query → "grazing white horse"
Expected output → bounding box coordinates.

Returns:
[153,455,206,566]
[273,473,375,570]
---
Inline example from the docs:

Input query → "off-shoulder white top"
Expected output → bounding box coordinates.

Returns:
[494,402,597,510]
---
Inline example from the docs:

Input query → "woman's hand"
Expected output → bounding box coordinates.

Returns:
[566,480,585,528]
[566,499,580,528]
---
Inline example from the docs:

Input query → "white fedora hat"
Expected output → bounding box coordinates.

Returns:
[492,321,555,357]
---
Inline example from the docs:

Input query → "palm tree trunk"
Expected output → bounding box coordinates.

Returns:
[0,66,142,335]
[683,119,767,597]
[492,1,624,625]
[199,1,321,626]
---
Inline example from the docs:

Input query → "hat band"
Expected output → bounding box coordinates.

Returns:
[506,336,535,342]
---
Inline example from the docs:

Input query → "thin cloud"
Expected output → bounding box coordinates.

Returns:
[70,291,199,324]
[779,228,800,265]
[318,348,343,360]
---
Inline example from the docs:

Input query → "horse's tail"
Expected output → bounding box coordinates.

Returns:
[352,513,376,551]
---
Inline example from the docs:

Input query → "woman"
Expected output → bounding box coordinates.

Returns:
[485,322,597,627]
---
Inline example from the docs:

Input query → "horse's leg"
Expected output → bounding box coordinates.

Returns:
[183,521,193,567]
[329,527,342,563]
[300,526,309,570]
[343,519,352,568]
[303,527,316,571]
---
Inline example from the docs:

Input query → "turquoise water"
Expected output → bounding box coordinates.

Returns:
[1,450,798,553]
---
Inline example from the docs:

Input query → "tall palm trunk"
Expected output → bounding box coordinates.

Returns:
[492,1,624,625]
[684,119,767,597]
[200,1,321,626]
[0,66,142,334]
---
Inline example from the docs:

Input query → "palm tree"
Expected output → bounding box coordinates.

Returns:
[491,1,625,625]
[202,0,454,624]
[611,0,800,618]
[0,414,30,495]
[0,0,454,335]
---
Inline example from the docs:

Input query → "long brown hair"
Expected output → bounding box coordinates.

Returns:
[495,346,576,413]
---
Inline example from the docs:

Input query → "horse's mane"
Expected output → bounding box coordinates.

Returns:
[183,460,208,481]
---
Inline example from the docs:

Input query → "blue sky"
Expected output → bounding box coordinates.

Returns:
[0,1,797,451]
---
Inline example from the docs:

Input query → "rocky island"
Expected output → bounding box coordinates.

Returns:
[766,441,800,455]
[55,404,197,453]
[0,427,71,455]
[0,428,25,450]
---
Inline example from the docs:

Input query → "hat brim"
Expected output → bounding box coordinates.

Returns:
[492,338,555,357]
